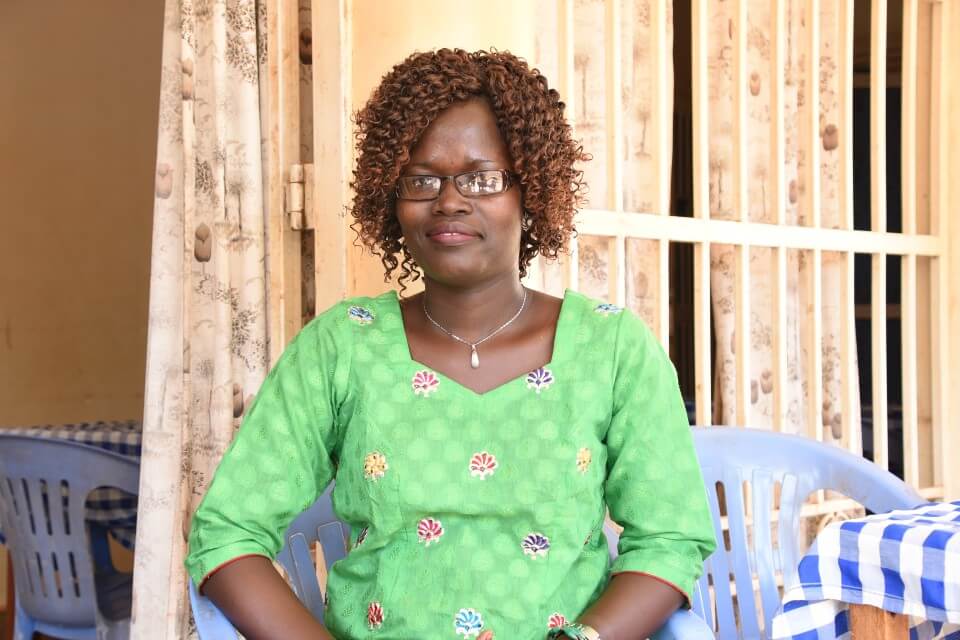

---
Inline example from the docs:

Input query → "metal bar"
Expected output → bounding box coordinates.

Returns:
[928,0,947,487]
[771,0,788,433]
[657,240,670,350]
[733,0,748,223]
[871,0,888,234]
[735,244,751,427]
[805,0,821,230]
[613,235,626,307]
[562,0,577,293]
[773,246,788,431]
[870,0,889,470]
[839,0,860,454]
[902,254,919,486]
[574,211,942,255]
[808,250,824,443]
[652,0,671,351]
[605,0,623,212]
[694,241,713,425]
[872,253,889,471]
[900,0,920,486]
[691,0,712,426]
[691,0,710,221]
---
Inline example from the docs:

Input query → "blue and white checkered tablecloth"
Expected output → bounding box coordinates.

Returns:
[772,501,960,640]
[0,420,141,549]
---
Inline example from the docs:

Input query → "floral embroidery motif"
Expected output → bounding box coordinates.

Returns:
[469,452,498,479]
[417,517,444,546]
[367,601,384,629]
[363,451,388,480]
[356,526,369,547]
[526,367,554,393]
[454,608,484,637]
[548,613,568,629]
[348,305,375,325]
[576,447,592,474]
[412,370,440,397]
[594,303,623,316]
[522,532,550,558]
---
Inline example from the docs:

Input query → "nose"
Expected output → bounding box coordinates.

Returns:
[432,176,472,216]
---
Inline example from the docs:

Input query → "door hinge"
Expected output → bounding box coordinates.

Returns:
[285,164,314,230]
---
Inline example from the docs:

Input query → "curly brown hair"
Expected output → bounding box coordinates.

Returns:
[350,48,588,289]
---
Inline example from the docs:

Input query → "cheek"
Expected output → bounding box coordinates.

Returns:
[490,198,523,239]
[394,205,423,239]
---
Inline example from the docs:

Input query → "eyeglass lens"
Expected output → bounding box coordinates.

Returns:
[397,170,509,200]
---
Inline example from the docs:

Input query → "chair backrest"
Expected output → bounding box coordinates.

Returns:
[0,435,140,626]
[274,484,347,625]
[190,484,348,637]
[686,427,923,640]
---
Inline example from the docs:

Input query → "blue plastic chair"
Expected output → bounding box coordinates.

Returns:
[0,435,140,640]
[670,427,924,640]
[189,490,709,638]
[189,427,923,639]
[189,484,347,637]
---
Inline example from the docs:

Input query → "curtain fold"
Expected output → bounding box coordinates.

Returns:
[132,0,270,636]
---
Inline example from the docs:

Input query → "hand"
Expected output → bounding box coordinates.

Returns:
[478,631,494,640]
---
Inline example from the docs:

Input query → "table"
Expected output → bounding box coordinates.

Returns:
[771,501,960,640]
[0,420,141,549]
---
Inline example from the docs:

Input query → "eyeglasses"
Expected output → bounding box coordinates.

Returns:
[395,170,517,201]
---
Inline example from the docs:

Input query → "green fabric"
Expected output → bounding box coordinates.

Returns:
[185,289,715,639]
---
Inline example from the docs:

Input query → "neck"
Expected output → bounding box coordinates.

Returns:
[421,272,526,339]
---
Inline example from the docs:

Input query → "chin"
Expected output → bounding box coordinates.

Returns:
[421,258,495,288]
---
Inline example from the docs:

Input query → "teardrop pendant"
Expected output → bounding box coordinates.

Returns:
[470,346,480,369]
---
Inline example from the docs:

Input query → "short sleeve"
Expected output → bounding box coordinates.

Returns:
[604,311,716,602]
[184,311,344,589]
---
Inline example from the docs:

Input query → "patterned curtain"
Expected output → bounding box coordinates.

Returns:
[131,0,270,637]
[707,0,859,438]
[569,0,673,330]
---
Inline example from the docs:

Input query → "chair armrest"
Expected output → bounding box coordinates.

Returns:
[189,578,240,639]
[650,607,714,640]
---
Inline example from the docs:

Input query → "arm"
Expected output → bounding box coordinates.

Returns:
[566,312,715,640]
[576,573,684,639]
[185,314,345,639]
[202,556,334,640]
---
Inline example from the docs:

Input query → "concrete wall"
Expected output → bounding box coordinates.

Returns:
[0,1,163,426]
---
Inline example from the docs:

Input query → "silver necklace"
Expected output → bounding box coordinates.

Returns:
[422,288,528,369]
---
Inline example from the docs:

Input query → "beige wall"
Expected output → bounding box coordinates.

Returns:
[0,2,163,426]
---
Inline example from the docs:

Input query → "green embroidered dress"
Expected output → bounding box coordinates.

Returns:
[185,290,715,639]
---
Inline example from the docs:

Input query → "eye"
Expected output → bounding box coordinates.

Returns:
[411,177,434,189]
[465,173,485,193]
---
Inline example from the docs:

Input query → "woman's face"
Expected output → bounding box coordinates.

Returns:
[395,98,523,288]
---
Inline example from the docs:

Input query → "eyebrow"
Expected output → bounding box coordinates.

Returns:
[403,157,499,172]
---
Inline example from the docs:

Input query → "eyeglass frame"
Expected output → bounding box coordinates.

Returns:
[394,169,519,201]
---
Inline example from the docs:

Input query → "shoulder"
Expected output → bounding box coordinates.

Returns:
[561,289,654,345]
[559,290,667,381]
[282,292,399,363]
[302,291,397,335]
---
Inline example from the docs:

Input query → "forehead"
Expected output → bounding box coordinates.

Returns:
[406,98,511,168]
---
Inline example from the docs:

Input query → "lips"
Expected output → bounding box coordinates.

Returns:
[425,222,481,246]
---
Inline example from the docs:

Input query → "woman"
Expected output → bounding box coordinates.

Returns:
[186,48,715,640]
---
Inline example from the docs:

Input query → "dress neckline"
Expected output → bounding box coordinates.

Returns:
[385,288,576,397]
